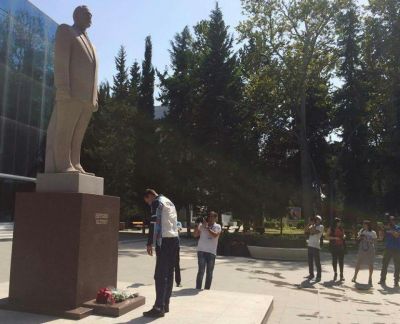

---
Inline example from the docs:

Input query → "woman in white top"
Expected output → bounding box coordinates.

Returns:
[352,220,377,286]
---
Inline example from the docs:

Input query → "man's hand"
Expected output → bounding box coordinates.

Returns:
[146,244,153,256]
[202,220,208,228]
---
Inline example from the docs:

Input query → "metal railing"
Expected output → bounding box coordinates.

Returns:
[0,173,36,183]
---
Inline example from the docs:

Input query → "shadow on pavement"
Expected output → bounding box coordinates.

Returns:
[127,283,147,288]
[116,316,158,324]
[377,284,400,295]
[298,279,318,289]
[171,288,201,297]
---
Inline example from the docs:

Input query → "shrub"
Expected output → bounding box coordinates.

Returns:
[296,220,305,229]
[218,232,306,256]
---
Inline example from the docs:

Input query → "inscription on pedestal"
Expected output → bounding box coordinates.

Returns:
[95,213,109,225]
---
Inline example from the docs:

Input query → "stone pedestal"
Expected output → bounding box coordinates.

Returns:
[6,192,120,318]
[36,173,104,195]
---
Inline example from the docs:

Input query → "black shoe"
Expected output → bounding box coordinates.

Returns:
[340,275,345,282]
[176,283,182,287]
[333,273,337,281]
[143,308,165,318]
[394,282,399,288]
[306,275,315,280]
[164,305,169,313]
[315,277,321,282]
[378,279,385,285]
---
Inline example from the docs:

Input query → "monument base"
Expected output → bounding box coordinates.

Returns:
[5,192,120,318]
[36,172,104,195]
[83,296,146,317]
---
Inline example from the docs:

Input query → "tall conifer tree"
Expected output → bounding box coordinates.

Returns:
[138,36,155,118]
[112,46,129,100]
[129,61,141,106]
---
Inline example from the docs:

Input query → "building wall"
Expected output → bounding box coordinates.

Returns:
[0,0,57,221]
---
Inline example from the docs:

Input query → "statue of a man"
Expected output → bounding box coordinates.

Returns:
[45,5,98,174]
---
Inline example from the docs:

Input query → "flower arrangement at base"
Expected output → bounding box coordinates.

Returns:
[96,287,139,304]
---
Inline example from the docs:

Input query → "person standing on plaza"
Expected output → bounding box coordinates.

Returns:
[378,216,400,287]
[305,215,324,282]
[327,218,346,281]
[352,220,377,286]
[143,189,179,318]
[193,211,221,290]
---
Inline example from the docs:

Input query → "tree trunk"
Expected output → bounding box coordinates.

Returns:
[299,84,314,223]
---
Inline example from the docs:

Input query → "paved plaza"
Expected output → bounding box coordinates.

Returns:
[0,236,399,323]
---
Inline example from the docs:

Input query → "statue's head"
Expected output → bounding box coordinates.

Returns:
[73,5,92,31]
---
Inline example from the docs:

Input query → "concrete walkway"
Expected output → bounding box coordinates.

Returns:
[0,239,399,323]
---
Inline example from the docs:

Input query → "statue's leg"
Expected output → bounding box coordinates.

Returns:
[71,103,93,174]
[44,104,57,173]
[53,100,82,173]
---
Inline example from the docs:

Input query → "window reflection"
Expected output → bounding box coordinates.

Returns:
[0,0,57,221]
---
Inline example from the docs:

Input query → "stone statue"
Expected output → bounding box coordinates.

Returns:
[45,5,98,174]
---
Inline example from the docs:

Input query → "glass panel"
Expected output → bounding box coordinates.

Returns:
[0,0,57,221]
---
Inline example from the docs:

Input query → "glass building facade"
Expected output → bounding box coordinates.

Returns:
[0,0,57,221]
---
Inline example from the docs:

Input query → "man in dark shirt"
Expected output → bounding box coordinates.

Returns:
[378,216,400,287]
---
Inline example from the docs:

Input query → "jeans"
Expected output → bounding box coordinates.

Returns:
[308,247,321,278]
[380,248,400,283]
[331,246,345,275]
[154,237,179,309]
[196,251,216,289]
[175,245,181,285]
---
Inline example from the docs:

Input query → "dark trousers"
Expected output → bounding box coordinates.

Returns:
[196,251,216,289]
[175,245,181,285]
[308,247,321,278]
[154,237,179,309]
[380,248,400,283]
[331,246,345,275]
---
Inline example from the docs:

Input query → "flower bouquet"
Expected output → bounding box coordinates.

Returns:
[96,287,139,304]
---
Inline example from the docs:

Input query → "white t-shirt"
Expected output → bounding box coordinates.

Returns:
[197,223,222,255]
[307,224,324,249]
[358,229,377,246]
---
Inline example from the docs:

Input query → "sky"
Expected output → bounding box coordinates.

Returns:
[30,0,244,97]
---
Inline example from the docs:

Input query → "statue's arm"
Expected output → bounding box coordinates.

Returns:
[54,24,72,100]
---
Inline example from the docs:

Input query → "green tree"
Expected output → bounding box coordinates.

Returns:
[138,36,155,118]
[191,3,244,214]
[112,46,129,100]
[362,0,400,214]
[129,60,141,106]
[239,0,342,221]
[334,0,372,223]
[158,26,198,235]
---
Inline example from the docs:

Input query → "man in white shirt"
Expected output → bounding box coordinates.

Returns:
[193,211,222,289]
[305,215,324,282]
[143,189,179,318]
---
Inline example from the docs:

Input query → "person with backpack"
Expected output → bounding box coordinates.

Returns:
[352,220,377,286]
[327,218,346,281]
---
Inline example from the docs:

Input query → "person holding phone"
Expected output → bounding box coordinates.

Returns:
[305,215,324,282]
[352,220,377,286]
[193,211,221,290]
